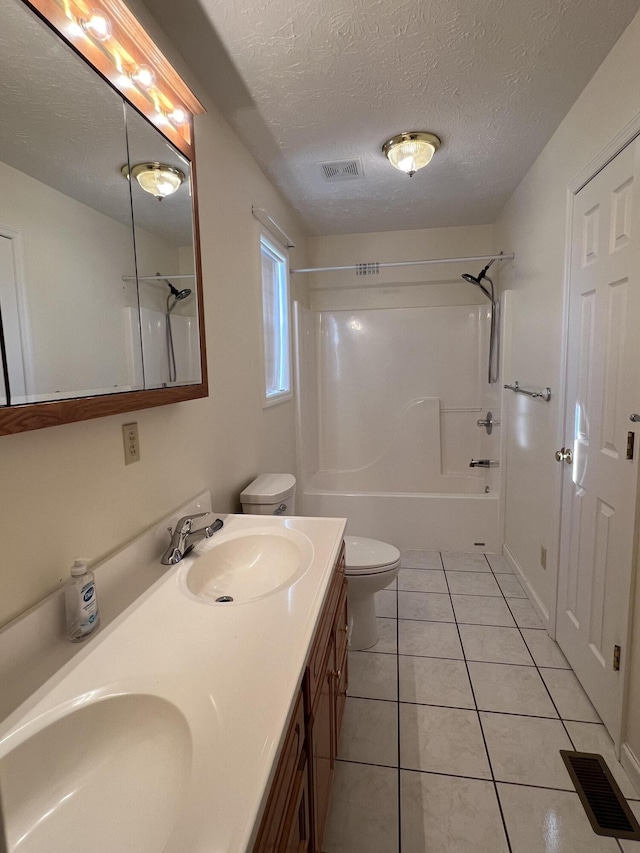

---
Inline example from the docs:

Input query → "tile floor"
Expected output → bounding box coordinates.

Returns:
[322,550,640,853]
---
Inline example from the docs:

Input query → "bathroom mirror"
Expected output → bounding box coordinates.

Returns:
[0,0,207,434]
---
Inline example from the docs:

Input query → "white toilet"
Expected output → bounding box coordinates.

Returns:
[239,474,400,651]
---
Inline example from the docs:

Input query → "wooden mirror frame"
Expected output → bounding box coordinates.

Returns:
[0,0,208,436]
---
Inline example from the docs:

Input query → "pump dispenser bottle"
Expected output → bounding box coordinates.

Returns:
[65,559,100,641]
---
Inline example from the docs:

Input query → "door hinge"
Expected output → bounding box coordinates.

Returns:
[613,645,621,671]
[627,431,635,460]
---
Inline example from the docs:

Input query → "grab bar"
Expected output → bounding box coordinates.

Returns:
[504,381,551,402]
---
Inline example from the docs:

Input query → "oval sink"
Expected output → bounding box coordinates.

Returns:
[183,528,314,604]
[0,694,192,853]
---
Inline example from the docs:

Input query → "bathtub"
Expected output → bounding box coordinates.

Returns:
[301,471,501,553]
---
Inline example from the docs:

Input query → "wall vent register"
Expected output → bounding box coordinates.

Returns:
[560,750,640,840]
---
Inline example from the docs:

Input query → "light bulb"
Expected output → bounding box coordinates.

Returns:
[131,64,156,90]
[81,11,112,41]
[169,106,188,126]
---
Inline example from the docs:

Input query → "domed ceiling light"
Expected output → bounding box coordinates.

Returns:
[382,131,441,177]
[121,162,186,200]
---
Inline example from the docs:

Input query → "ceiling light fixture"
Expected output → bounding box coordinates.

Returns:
[382,131,441,177]
[121,162,186,200]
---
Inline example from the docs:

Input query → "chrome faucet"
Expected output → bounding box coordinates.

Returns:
[161,513,224,565]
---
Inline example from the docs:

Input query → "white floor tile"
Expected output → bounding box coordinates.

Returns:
[446,572,502,596]
[481,711,574,788]
[451,594,515,626]
[337,697,398,767]
[397,620,463,659]
[540,668,600,722]
[485,553,513,574]
[348,651,398,701]
[398,568,448,593]
[398,591,454,622]
[459,624,534,665]
[565,721,639,799]
[520,629,570,668]
[442,552,491,572]
[399,656,474,708]
[469,661,558,717]
[401,771,509,853]
[365,617,398,655]
[374,589,397,618]
[400,550,442,569]
[498,783,620,852]
[508,598,545,628]
[400,704,491,778]
[324,761,399,853]
[496,574,527,598]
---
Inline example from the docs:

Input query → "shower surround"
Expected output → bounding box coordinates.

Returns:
[295,301,501,552]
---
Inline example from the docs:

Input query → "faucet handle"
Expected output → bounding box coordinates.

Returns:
[174,511,210,534]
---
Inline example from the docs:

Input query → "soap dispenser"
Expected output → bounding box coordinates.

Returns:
[65,559,100,641]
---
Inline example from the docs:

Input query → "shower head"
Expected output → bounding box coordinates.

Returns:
[159,275,192,301]
[461,259,496,302]
[173,287,192,300]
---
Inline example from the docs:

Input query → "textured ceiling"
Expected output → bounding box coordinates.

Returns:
[143,0,640,235]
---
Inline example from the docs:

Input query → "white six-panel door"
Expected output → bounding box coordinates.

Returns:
[557,137,640,740]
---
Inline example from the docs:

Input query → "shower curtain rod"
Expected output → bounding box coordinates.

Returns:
[290,252,514,274]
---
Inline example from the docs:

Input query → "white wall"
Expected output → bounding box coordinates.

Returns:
[493,10,640,754]
[0,13,309,628]
[308,224,495,312]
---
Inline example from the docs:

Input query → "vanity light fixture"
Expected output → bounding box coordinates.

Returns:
[27,0,204,158]
[382,131,441,177]
[122,162,186,200]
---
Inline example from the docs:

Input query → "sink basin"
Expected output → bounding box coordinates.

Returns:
[0,694,192,853]
[183,528,314,604]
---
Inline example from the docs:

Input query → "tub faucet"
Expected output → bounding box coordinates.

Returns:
[161,513,224,565]
[469,459,498,468]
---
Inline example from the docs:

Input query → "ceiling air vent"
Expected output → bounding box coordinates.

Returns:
[320,159,363,181]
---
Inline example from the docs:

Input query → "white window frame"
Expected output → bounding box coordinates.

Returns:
[259,231,292,406]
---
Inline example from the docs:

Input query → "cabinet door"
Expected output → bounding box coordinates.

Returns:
[333,581,349,742]
[283,752,311,853]
[254,690,305,852]
[310,639,335,853]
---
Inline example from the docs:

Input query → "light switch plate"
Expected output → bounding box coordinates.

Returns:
[122,422,140,465]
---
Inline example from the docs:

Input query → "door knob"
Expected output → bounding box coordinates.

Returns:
[630,414,640,423]
[555,447,573,464]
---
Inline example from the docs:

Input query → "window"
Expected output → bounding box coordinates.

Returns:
[260,233,291,404]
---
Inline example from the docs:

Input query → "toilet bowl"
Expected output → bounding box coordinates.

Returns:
[343,535,400,650]
[240,474,400,651]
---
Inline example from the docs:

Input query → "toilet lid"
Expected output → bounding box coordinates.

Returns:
[344,535,400,575]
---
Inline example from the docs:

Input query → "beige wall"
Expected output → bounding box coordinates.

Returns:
[308,225,494,311]
[0,13,309,628]
[494,10,640,755]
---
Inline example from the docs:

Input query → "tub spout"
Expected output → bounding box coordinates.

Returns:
[469,459,498,468]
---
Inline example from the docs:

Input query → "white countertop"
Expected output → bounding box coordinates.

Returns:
[0,508,346,853]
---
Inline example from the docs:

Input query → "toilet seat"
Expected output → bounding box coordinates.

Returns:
[344,535,400,576]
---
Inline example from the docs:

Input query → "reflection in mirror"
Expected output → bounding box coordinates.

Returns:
[124,105,201,389]
[0,0,141,404]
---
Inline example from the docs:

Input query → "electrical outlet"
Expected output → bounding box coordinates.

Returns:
[122,422,140,465]
[541,545,547,569]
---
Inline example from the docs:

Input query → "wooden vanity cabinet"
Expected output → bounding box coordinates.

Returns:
[254,542,347,853]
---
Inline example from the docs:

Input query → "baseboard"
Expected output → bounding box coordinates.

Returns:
[621,743,640,797]
[502,544,550,627]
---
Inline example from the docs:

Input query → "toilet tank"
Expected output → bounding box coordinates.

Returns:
[240,473,297,516]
